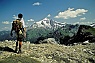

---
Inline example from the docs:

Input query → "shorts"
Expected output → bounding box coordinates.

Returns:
[15,31,23,41]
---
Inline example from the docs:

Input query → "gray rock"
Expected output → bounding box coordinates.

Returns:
[39,38,58,44]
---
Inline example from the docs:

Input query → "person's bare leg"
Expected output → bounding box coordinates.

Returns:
[15,41,18,53]
[18,41,22,53]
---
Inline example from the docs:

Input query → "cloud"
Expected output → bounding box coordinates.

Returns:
[47,14,51,17]
[55,8,88,19]
[1,26,10,31]
[4,27,9,29]
[73,21,92,25]
[13,15,18,19]
[80,17,86,21]
[27,19,34,22]
[2,21,10,24]
[33,2,41,6]
[26,22,29,24]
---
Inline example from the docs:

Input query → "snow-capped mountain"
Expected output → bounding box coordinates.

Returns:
[90,23,95,28]
[32,18,51,28]
[31,17,66,30]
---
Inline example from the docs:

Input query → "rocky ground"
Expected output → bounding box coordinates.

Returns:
[0,40,95,63]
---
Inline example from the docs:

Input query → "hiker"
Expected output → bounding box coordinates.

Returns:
[11,13,26,53]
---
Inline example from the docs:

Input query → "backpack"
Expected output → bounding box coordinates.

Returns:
[12,19,23,32]
[12,19,24,38]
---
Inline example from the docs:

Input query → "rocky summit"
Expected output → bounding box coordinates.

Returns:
[0,40,95,63]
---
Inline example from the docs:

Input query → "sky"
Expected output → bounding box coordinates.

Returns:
[0,0,95,31]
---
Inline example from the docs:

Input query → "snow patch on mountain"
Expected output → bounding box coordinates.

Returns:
[31,17,66,29]
[90,23,95,28]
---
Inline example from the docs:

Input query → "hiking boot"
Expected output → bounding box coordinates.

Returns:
[17,50,22,54]
[14,48,18,53]
[14,50,17,53]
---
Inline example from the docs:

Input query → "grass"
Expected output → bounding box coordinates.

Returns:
[0,55,41,63]
[84,27,95,36]
[0,42,95,63]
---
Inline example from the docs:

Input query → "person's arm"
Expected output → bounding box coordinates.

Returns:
[20,18,26,38]
[10,29,13,36]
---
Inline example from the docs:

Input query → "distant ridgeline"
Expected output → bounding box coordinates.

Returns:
[59,25,95,45]
[0,31,16,41]
[0,24,95,45]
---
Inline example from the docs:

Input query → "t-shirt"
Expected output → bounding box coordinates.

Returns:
[20,18,26,28]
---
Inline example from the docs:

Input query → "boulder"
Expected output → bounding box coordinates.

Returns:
[39,38,57,44]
